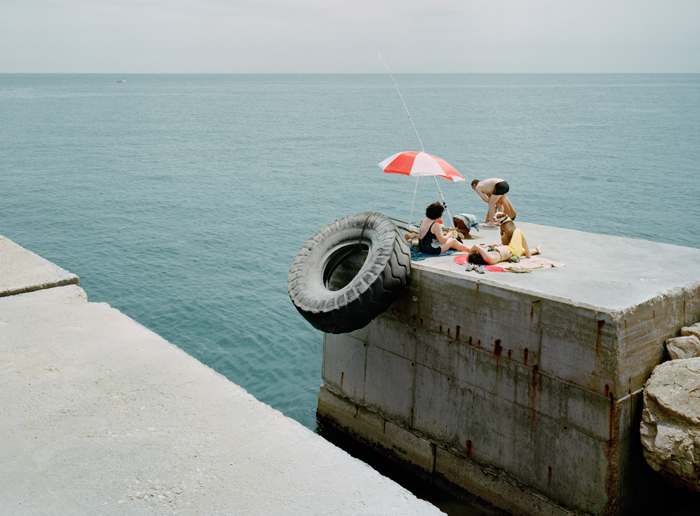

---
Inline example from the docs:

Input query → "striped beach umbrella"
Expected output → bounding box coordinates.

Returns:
[378,151,465,182]
[378,151,463,228]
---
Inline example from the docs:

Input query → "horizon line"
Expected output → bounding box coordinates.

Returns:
[2,71,699,75]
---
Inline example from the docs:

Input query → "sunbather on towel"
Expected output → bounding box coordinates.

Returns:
[419,202,472,255]
[467,220,540,265]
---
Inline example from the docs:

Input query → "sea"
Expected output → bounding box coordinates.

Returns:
[1,73,699,514]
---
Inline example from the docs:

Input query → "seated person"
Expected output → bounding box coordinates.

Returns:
[419,202,472,255]
[468,220,541,264]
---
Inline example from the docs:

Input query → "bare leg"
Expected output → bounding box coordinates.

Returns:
[441,238,471,253]
[521,234,541,258]
[500,194,516,219]
[485,194,502,223]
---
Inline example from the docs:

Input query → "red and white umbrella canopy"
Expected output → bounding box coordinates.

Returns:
[378,151,464,182]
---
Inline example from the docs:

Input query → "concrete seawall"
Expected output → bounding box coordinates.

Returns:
[317,223,700,515]
[0,235,444,516]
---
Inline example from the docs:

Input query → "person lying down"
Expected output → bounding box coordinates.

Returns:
[468,219,541,265]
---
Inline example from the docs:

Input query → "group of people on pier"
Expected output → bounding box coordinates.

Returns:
[417,177,540,265]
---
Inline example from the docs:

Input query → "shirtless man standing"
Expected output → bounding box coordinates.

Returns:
[471,178,516,225]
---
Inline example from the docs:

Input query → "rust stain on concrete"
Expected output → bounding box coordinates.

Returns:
[603,392,622,514]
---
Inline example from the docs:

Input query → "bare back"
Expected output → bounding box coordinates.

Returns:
[475,178,504,196]
[419,218,439,240]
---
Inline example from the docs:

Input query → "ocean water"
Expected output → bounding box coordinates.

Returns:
[1,73,699,436]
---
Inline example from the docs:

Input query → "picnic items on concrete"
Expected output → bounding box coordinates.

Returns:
[453,213,480,238]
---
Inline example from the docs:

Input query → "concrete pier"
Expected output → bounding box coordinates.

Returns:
[0,236,443,516]
[317,223,700,516]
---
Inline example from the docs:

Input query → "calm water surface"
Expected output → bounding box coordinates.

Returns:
[1,74,699,512]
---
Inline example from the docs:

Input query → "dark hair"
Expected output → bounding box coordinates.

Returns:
[471,179,480,188]
[425,202,444,220]
[468,251,486,265]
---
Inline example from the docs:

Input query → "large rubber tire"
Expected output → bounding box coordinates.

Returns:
[288,212,411,334]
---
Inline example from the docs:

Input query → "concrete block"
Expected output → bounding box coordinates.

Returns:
[363,345,414,425]
[320,224,700,515]
[414,363,520,468]
[384,421,435,473]
[434,446,571,516]
[616,288,700,394]
[394,269,543,370]
[456,342,521,403]
[511,404,608,513]
[318,388,435,473]
[364,315,416,360]
[321,333,366,403]
[412,363,467,447]
[414,328,460,380]
[486,354,521,405]
[462,387,518,467]
[318,384,362,429]
[538,304,616,396]
[0,236,79,297]
[318,384,392,446]
[562,381,611,441]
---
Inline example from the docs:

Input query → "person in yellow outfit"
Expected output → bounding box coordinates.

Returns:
[467,219,540,265]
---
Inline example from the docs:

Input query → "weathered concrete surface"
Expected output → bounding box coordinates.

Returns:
[318,223,700,515]
[429,223,700,312]
[418,223,700,398]
[641,358,700,492]
[0,236,78,297]
[0,284,443,515]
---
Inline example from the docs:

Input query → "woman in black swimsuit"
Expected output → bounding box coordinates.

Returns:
[418,202,472,255]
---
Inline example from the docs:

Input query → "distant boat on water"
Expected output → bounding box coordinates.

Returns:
[117,78,126,83]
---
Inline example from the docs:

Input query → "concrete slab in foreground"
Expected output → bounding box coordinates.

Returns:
[0,236,79,297]
[0,237,443,516]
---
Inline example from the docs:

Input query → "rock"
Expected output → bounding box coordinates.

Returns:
[666,336,700,360]
[681,324,700,341]
[641,357,700,492]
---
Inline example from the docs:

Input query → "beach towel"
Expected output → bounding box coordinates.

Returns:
[453,254,565,271]
[410,247,458,262]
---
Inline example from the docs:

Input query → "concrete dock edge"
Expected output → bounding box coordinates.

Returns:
[0,235,445,516]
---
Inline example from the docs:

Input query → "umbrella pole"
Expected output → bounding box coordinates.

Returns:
[408,177,419,229]
[379,55,457,230]
[433,176,455,229]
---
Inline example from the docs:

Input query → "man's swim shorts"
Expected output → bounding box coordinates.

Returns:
[493,181,509,195]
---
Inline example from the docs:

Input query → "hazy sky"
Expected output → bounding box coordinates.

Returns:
[2,0,699,73]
